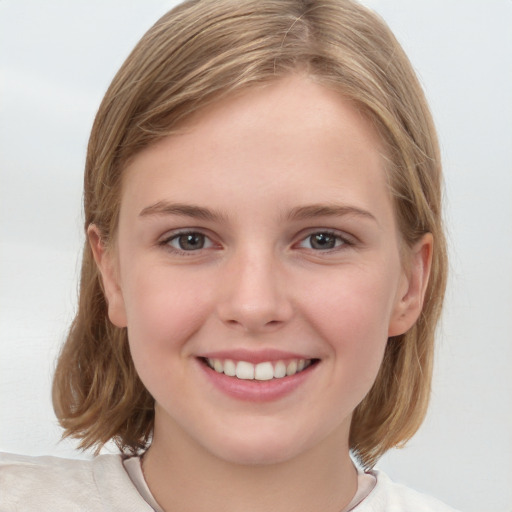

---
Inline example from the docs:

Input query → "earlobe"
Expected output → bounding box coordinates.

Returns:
[87,225,128,328]
[388,233,433,337]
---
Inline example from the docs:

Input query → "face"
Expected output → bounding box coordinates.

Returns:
[92,75,430,466]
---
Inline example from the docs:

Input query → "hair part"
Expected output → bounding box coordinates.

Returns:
[53,0,447,469]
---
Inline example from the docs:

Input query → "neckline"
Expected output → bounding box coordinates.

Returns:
[122,454,376,512]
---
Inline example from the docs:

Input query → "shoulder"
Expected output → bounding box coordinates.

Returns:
[0,452,152,511]
[0,452,102,510]
[358,469,460,512]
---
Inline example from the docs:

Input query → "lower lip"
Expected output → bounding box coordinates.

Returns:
[197,359,318,402]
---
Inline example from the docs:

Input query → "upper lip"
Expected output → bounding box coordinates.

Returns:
[197,349,316,364]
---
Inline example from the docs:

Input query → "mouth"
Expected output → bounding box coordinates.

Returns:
[200,357,319,381]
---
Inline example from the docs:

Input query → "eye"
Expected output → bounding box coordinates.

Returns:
[298,231,347,250]
[165,231,214,251]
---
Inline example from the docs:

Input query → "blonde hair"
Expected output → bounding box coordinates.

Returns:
[53,0,447,469]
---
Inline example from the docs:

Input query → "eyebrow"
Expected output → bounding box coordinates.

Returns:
[139,201,228,222]
[285,204,378,224]
[139,201,377,225]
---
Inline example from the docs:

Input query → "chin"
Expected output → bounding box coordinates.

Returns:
[202,428,313,467]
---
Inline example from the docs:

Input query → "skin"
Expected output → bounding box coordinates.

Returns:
[90,75,432,512]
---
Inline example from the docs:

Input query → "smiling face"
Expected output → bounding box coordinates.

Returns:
[90,75,431,466]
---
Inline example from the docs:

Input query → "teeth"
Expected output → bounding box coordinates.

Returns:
[236,361,254,380]
[206,358,312,380]
[254,362,273,381]
[286,360,297,376]
[274,361,286,378]
[223,359,236,377]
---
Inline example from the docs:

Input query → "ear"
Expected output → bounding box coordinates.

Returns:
[88,224,128,328]
[388,233,433,337]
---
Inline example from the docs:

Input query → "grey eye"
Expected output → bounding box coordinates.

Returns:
[170,232,209,251]
[299,232,344,250]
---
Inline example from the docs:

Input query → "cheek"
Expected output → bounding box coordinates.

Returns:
[306,264,398,333]
[301,265,399,379]
[121,265,213,364]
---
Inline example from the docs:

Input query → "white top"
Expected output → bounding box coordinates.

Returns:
[122,456,377,512]
[0,452,459,511]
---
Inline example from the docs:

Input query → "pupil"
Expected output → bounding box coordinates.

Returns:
[179,233,204,250]
[311,233,335,250]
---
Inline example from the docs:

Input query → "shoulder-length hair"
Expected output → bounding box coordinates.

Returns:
[53,0,447,469]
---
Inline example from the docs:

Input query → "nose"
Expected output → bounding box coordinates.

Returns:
[216,246,294,333]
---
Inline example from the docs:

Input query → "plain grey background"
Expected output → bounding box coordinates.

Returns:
[1,1,511,511]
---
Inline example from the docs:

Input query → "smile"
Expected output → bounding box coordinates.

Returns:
[204,358,314,380]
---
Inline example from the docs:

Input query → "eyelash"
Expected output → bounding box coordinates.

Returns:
[158,229,355,255]
[159,230,216,255]
[296,230,354,252]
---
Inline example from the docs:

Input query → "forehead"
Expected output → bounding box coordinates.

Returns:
[120,75,393,225]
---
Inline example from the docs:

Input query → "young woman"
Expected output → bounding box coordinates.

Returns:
[1,1,457,510]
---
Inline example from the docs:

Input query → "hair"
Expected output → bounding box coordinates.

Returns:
[52,0,447,469]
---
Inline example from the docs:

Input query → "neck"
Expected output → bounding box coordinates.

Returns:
[142,418,357,512]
